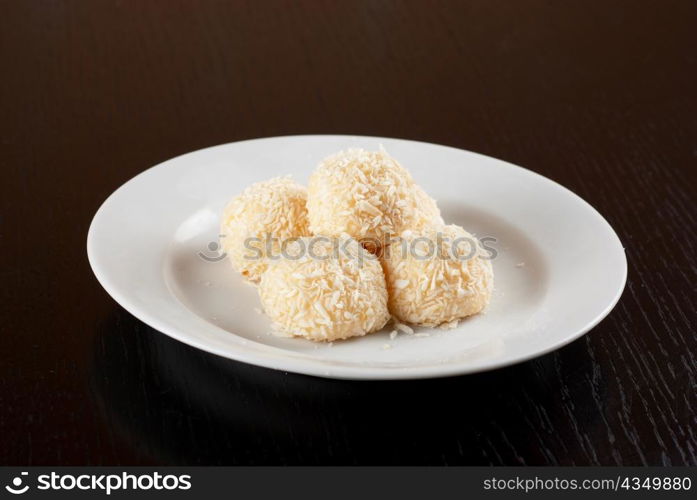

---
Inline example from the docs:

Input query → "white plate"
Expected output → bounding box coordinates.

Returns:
[87,135,626,380]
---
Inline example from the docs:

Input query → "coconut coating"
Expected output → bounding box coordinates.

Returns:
[381,224,493,326]
[258,237,391,341]
[412,184,444,229]
[307,148,420,245]
[220,177,310,282]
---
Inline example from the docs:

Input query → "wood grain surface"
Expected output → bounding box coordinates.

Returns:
[0,0,695,465]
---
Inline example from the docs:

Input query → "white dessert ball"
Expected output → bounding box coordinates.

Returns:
[220,177,310,282]
[307,148,419,246]
[381,224,493,326]
[258,236,391,341]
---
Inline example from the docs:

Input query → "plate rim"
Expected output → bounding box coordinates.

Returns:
[87,134,628,380]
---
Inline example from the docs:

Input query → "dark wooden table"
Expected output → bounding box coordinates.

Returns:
[1,0,695,466]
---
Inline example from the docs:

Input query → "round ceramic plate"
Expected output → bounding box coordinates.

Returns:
[87,135,626,380]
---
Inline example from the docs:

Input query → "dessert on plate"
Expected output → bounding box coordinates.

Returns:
[219,148,493,341]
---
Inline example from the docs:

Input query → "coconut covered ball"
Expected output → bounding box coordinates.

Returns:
[220,177,310,282]
[307,148,420,246]
[258,236,391,341]
[381,224,493,326]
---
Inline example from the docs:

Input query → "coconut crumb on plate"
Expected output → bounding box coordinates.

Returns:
[394,321,414,335]
[439,320,459,330]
